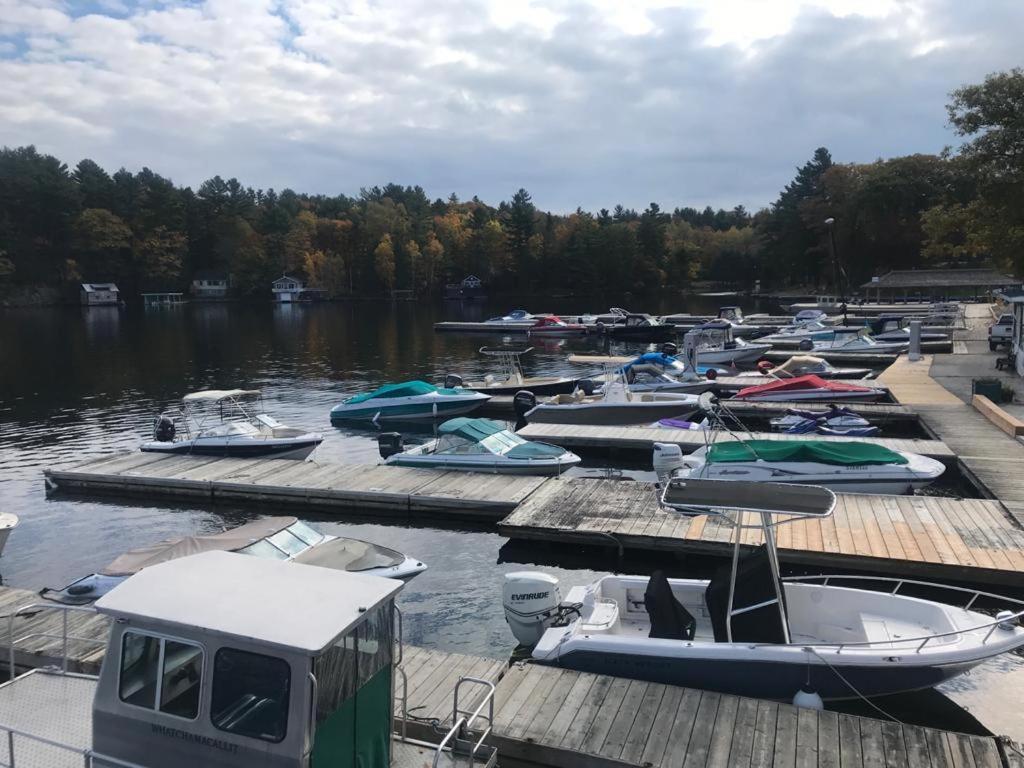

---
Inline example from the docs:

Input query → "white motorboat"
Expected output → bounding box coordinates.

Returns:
[807,329,908,354]
[758,320,833,343]
[379,417,580,475]
[518,380,701,426]
[793,309,829,324]
[485,308,537,327]
[443,347,577,396]
[42,516,427,606]
[736,355,873,380]
[603,352,718,395]
[141,389,323,459]
[732,374,886,402]
[688,325,771,366]
[503,479,1024,700]
[653,439,943,494]
[330,380,490,423]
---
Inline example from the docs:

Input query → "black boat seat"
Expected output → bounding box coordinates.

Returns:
[645,570,696,641]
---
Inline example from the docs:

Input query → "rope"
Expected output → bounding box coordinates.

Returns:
[803,646,902,724]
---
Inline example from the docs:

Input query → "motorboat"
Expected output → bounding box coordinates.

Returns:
[806,329,908,354]
[737,355,872,380]
[141,389,323,459]
[444,347,577,396]
[0,513,17,557]
[42,516,427,605]
[757,320,833,343]
[330,380,490,423]
[771,406,880,437]
[597,309,676,342]
[732,375,885,402]
[654,439,943,494]
[856,318,948,343]
[517,380,701,426]
[504,478,1024,700]
[485,308,536,328]
[527,314,588,337]
[793,309,829,324]
[379,417,580,475]
[688,324,771,366]
[606,352,719,395]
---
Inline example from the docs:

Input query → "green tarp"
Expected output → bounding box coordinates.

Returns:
[707,439,907,466]
[438,417,505,441]
[506,442,566,459]
[345,380,458,404]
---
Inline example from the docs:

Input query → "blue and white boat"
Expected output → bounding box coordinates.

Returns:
[330,380,490,423]
[380,417,580,475]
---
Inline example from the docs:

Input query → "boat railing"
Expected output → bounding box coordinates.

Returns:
[0,720,147,768]
[432,676,497,768]
[6,603,108,679]
[780,575,1024,652]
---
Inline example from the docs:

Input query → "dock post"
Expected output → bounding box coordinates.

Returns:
[909,319,922,362]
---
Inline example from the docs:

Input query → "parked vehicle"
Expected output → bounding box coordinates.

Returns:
[989,313,1014,351]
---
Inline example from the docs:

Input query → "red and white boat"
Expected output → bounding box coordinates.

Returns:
[528,314,588,337]
[731,374,886,402]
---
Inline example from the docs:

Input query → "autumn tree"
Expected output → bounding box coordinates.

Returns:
[374,234,396,292]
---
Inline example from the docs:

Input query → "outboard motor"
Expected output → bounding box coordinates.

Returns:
[153,415,176,442]
[503,571,561,647]
[444,373,464,388]
[652,442,686,484]
[377,432,404,459]
[577,379,597,396]
[661,342,679,356]
[798,339,815,351]
[513,390,537,420]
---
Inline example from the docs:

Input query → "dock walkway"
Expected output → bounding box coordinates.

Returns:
[498,478,1024,586]
[0,586,1003,768]
[44,453,546,520]
[517,422,953,461]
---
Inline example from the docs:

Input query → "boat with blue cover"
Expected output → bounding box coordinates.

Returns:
[380,417,580,475]
[330,380,490,423]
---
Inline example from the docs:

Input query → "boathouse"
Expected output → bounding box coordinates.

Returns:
[272,274,305,302]
[141,292,185,308]
[79,282,120,306]
[861,268,1018,302]
[444,274,486,300]
[190,271,229,299]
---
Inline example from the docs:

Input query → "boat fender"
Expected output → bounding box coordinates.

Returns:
[444,373,464,388]
[996,610,1017,631]
[513,390,537,419]
[377,432,404,459]
[705,368,717,381]
[577,379,597,396]
[792,689,823,710]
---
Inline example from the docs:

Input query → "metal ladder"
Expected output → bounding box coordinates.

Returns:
[431,676,498,768]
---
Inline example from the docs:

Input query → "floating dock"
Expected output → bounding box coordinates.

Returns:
[433,321,538,333]
[0,585,1004,768]
[44,453,546,520]
[498,477,1024,587]
[568,351,903,370]
[516,422,954,461]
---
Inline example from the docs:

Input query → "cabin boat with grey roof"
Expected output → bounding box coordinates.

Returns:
[0,551,496,768]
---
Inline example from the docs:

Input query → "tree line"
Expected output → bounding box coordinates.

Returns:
[0,69,1020,300]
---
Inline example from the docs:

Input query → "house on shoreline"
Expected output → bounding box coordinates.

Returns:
[80,282,120,306]
[191,271,230,299]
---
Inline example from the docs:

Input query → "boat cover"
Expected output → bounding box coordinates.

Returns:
[292,537,403,570]
[345,380,460,404]
[769,356,829,375]
[623,352,677,370]
[706,545,788,643]
[708,439,907,466]
[100,517,297,576]
[735,375,872,399]
[506,442,566,459]
[438,417,505,441]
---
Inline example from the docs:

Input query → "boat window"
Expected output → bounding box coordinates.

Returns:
[480,430,526,455]
[211,648,290,743]
[287,520,324,546]
[238,538,289,560]
[119,631,203,720]
[267,528,309,557]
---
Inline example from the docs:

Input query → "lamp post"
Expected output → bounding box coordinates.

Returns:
[824,217,847,323]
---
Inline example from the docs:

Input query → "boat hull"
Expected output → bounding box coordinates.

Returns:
[331,397,488,422]
[697,345,771,365]
[464,378,579,396]
[140,437,322,460]
[386,454,579,475]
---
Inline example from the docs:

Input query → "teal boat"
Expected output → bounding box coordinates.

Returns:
[330,380,490,423]
[381,417,580,475]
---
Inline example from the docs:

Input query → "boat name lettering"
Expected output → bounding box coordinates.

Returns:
[150,724,239,754]
[512,591,550,601]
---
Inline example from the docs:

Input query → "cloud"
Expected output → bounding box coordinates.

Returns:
[0,0,1020,212]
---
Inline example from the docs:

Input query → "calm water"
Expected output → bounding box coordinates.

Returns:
[0,297,1012,735]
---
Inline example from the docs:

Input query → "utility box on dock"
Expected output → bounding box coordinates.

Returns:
[973,378,1005,403]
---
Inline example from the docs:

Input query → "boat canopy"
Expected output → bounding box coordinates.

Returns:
[292,537,403,571]
[182,389,261,402]
[345,380,458,404]
[735,375,871,399]
[436,417,565,458]
[708,439,908,466]
[438,417,506,441]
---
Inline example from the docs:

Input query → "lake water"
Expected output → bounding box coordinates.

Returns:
[0,297,1012,735]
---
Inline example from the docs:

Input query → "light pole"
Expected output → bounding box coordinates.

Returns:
[824,217,848,322]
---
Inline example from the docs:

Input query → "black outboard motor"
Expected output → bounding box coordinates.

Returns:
[513,390,537,420]
[378,432,404,459]
[577,379,597,396]
[444,373,464,389]
[661,342,679,356]
[153,415,176,442]
[798,339,814,351]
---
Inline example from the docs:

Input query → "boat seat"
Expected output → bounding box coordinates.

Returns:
[580,599,620,632]
[646,571,696,641]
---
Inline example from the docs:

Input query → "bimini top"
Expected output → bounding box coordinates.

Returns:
[708,439,908,466]
[345,380,467,404]
[735,375,873,399]
[96,551,402,653]
[182,389,261,402]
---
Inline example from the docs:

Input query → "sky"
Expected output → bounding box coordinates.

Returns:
[0,0,1021,213]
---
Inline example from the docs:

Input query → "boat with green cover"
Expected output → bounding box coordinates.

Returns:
[380,417,580,475]
[654,438,943,494]
[330,380,490,423]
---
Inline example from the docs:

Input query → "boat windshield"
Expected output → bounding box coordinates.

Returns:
[434,428,525,455]
[286,520,325,546]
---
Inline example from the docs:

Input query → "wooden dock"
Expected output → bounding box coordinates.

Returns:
[498,478,1024,586]
[516,422,954,461]
[44,453,547,520]
[0,586,1003,768]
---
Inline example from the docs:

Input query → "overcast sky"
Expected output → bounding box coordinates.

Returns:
[0,0,1020,213]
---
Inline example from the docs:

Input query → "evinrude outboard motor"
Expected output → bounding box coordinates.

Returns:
[652,442,686,484]
[577,379,597,396]
[513,390,537,420]
[444,373,464,389]
[377,432,404,459]
[153,415,176,442]
[661,342,679,356]
[503,571,561,647]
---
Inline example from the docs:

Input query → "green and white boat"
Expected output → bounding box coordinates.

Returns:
[381,417,581,475]
[330,380,490,423]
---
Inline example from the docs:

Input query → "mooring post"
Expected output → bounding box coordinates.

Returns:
[909,319,922,362]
